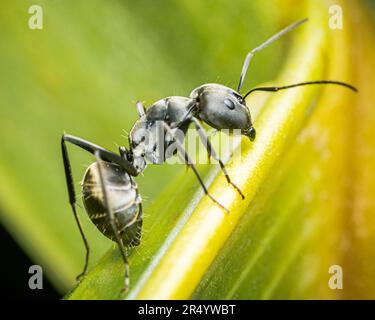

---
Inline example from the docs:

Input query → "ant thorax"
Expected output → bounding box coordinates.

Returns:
[129,96,195,168]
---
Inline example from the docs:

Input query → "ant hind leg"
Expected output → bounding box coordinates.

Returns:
[61,136,90,281]
[94,151,130,296]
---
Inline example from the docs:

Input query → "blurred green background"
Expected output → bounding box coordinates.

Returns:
[0,0,285,296]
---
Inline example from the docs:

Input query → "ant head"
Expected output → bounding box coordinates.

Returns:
[190,83,256,141]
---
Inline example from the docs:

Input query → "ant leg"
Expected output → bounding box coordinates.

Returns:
[61,137,90,281]
[117,178,143,245]
[163,123,229,212]
[94,151,130,296]
[191,117,245,199]
[135,101,146,117]
[62,134,139,176]
[132,177,144,223]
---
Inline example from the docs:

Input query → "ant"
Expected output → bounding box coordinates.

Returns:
[128,18,356,210]
[61,18,357,295]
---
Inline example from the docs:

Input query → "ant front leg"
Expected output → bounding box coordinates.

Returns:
[163,123,229,212]
[191,117,245,199]
[94,151,130,296]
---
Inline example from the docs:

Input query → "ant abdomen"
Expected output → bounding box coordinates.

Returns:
[82,162,142,247]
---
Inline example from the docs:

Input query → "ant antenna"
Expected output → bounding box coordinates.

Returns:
[237,18,308,92]
[243,80,358,99]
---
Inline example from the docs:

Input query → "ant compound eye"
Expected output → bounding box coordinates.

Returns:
[224,98,235,110]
